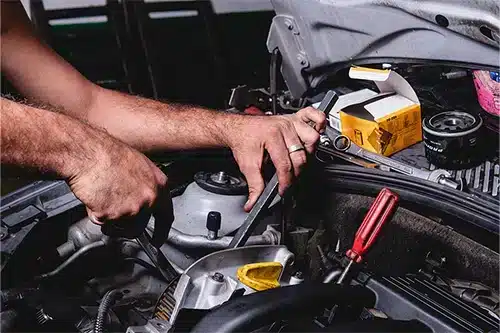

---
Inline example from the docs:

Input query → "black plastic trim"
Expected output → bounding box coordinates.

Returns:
[320,164,499,235]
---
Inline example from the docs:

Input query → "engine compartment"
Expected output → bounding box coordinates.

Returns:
[1,0,499,330]
[1,149,498,332]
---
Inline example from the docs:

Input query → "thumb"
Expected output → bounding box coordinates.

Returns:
[242,166,265,212]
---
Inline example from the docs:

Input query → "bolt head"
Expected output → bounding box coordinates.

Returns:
[297,54,308,67]
[206,211,222,232]
[212,272,224,282]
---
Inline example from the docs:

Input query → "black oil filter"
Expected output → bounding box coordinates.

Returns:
[422,111,485,169]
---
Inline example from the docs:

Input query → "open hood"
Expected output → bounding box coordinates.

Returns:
[267,0,500,99]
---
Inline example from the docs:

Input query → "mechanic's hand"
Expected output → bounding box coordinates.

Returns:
[227,107,326,212]
[67,137,173,228]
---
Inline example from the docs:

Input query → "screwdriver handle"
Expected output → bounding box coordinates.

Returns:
[346,188,399,263]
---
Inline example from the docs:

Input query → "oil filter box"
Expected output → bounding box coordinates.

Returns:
[328,66,423,156]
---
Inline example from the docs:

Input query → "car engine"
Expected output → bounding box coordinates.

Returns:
[1,0,499,332]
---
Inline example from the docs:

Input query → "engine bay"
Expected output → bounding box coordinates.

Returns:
[1,134,498,333]
[1,0,499,332]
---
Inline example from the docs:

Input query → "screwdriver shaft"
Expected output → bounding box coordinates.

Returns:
[336,259,354,285]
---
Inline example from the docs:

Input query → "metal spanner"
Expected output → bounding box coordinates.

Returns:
[228,91,339,248]
[332,135,460,189]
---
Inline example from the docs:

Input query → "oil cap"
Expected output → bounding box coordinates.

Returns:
[236,262,283,291]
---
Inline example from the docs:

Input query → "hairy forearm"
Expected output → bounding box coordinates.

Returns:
[1,97,111,179]
[86,87,242,153]
[1,1,242,154]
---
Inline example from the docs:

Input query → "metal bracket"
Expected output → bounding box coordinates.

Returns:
[126,319,172,333]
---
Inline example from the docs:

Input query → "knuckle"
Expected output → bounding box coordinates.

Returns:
[105,210,122,221]
[311,131,321,143]
[300,106,314,115]
[251,181,265,193]
[296,152,307,165]
[157,172,168,187]
[268,123,282,136]
[290,153,307,171]
[278,159,293,174]
[239,160,256,174]
[128,202,143,216]
[143,187,158,205]
[251,179,265,192]
[283,120,295,132]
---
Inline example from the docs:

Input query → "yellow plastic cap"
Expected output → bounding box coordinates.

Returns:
[237,262,283,291]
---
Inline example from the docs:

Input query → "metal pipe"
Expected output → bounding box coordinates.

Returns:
[323,268,343,283]
[57,217,106,258]
[166,228,278,250]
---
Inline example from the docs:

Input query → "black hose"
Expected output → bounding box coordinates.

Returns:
[123,257,161,275]
[270,48,281,115]
[93,290,123,333]
[36,240,107,280]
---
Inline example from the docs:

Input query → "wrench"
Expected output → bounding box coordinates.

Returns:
[332,135,460,189]
[228,91,339,248]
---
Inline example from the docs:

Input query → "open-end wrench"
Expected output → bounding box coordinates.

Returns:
[332,135,460,189]
[228,91,339,248]
[136,230,177,282]
[96,213,178,282]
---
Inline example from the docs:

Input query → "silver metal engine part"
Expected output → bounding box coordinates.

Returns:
[126,319,171,333]
[166,245,295,324]
[172,171,281,238]
[165,225,281,250]
[172,176,248,237]
[56,217,104,258]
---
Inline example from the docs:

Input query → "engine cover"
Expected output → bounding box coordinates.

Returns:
[363,274,499,332]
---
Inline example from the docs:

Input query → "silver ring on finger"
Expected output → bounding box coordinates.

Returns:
[288,144,305,154]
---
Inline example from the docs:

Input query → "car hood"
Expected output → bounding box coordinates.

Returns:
[266,0,500,98]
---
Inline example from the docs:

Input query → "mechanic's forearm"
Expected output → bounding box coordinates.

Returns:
[86,87,242,152]
[1,97,111,179]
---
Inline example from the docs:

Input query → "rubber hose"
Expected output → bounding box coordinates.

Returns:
[270,48,281,115]
[36,240,107,280]
[93,290,122,333]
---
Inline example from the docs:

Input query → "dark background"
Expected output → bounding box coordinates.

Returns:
[2,0,274,109]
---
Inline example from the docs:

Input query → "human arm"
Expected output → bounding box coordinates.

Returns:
[1,0,326,211]
[1,97,172,223]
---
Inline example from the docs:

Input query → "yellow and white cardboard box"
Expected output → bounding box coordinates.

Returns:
[327,66,422,156]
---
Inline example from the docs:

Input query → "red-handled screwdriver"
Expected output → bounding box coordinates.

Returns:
[336,188,399,284]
